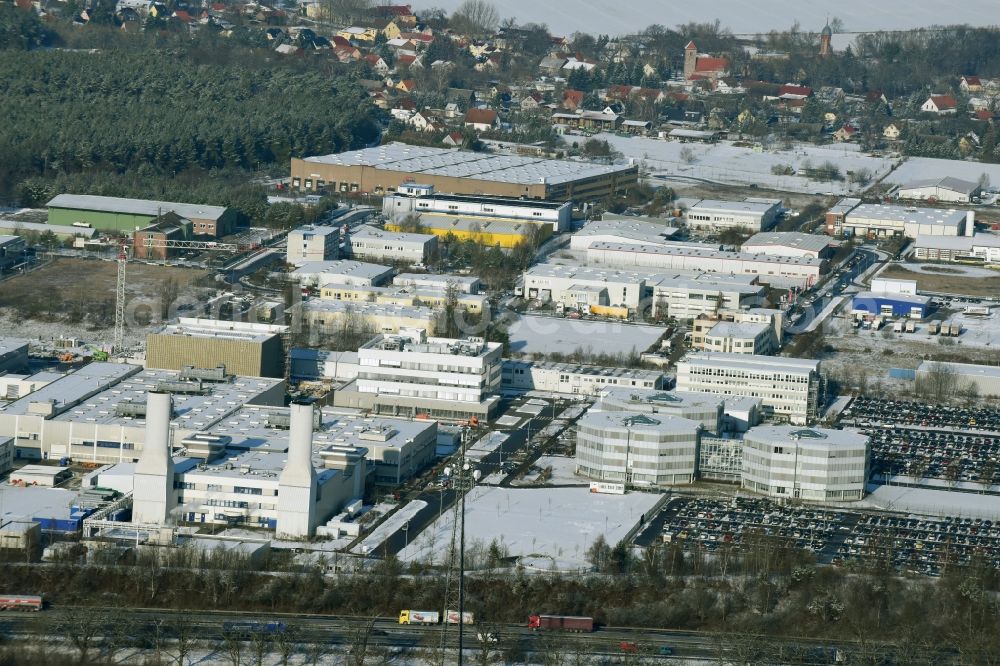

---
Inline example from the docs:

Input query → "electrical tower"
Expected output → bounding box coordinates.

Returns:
[112,238,128,358]
[440,426,479,666]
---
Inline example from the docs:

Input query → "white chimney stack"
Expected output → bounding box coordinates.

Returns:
[132,391,177,525]
[276,400,318,538]
[966,210,975,237]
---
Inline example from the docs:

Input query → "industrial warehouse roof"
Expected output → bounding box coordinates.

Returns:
[706,320,770,339]
[394,273,481,289]
[401,191,570,210]
[680,352,819,373]
[301,143,635,186]
[510,359,663,382]
[50,369,283,429]
[914,234,1000,250]
[0,337,29,357]
[0,363,141,417]
[415,214,538,236]
[208,404,432,453]
[745,424,868,449]
[300,299,435,319]
[743,232,837,254]
[46,194,229,221]
[526,263,760,288]
[688,198,782,214]
[845,203,968,226]
[350,224,435,244]
[587,242,824,266]
[291,260,395,281]
[574,217,683,246]
[578,409,702,434]
[898,176,980,195]
[153,318,288,344]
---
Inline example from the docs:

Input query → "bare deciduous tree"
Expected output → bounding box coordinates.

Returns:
[450,0,500,36]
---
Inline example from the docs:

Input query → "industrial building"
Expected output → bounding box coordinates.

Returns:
[520,264,658,312]
[842,203,972,238]
[501,360,665,396]
[290,143,639,201]
[851,291,931,318]
[146,319,289,379]
[570,216,683,251]
[586,242,825,287]
[740,426,870,501]
[0,236,27,273]
[913,233,1000,264]
[387,214,551,249]
[824,197,862,235]
[333,330,503,421]
[318,283,487,314]
[288,349,359,383]
[291,260,395,288]
[346,225,438,264]
[597,388,724,433]
[675,352,821,425]
[916,361,1000,398]
[117,397,367,537]
[896,176,982,204]
[132,212,193,260]
[649,275,766,320]
[383,185,573,233]
[46,194,238,237]
[741,232,838,259]
[0,338,29,375]
[287,225,340,265]
[690,308,784,350]
[684,198,782,233]
[0,363,285,463]
[575,410,702,486]
[296,300,438,335]
[393,272,481,294]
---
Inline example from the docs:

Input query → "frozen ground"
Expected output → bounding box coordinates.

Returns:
[884,157,1000,187]
[425,0,998,37]
[399,486,661,570]
[507,314,666,356]
[596,134,896,195]
[465,431,509,463]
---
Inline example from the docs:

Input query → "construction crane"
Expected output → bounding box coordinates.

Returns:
[111,235,266,359]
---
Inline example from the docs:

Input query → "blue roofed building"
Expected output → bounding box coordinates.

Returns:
[852,291,931,318]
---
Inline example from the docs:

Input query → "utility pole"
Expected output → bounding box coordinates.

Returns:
[440,427,479,666]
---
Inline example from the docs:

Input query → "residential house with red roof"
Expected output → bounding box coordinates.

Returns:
[922,95,958,114]
[561,88,585,111]
[960,76,983,93]
[464,108,499,131]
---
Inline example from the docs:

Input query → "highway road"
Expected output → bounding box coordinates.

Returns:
[0,605,851,663]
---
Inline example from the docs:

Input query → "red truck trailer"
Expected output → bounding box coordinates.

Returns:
[527,614,594,632]
[0,595,43,611]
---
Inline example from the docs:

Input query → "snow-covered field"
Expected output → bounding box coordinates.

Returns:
[507,314,666,356]
[884,157,1000,187]
[597,134,897,195]
[425,1,997,37]
[399,486,661,569]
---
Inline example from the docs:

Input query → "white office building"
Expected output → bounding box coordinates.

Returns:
[740,425,870,501]
[286,225,340,265]
[502,360,665,396]
[913,233,1000,264]
[586,242,824,287]
[684,198,782,233]
[650,275,765,320]
[598,387,724,433]
[346,225,437,264]
[575,410,702,486]
[700,321,775,355]
[393,272,481,294]
[296,300,438,335]
[334,330,503,421]
[675,352,821,425]
[843,204,972,238]
[383,186,573,232]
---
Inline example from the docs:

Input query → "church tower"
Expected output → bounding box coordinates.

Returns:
[819,21,832,57]
[683,41,697,79]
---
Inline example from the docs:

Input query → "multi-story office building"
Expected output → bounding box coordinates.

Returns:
[334,330,502,420]
[675,352,821,425]
[597,387,723,433]
[346,225,437,264]
[287,225,340,265]
[740,425,870,501]
[575,410,702,486]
